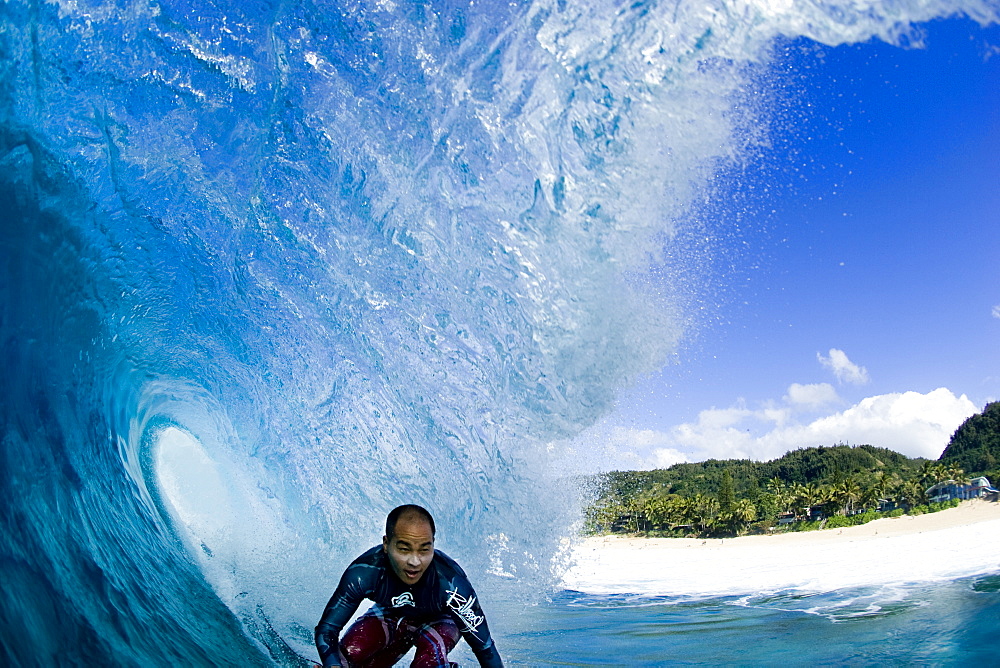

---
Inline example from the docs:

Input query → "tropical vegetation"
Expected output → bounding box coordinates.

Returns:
[583,402,999,538]
[939,401,1000,480]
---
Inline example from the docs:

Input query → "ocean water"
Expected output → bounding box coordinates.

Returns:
[500,577,1000,666]
[1,0,998,665]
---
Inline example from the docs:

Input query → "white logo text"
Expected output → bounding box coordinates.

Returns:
[391,592,415,608]
[445,589,484,638]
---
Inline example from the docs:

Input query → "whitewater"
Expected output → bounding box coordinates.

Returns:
[1,0,998,665]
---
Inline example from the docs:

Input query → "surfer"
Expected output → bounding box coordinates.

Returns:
[315,504,504,668]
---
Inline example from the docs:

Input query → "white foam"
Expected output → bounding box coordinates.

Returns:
[155,427,236,543]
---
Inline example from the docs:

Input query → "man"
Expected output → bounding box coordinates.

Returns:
[315,505,504,668]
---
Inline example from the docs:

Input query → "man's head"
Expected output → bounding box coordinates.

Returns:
[382,504,436,586]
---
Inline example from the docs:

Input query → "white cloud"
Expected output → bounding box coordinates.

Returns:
[818,348,870,385]
[774,389,978,459]
[993,304,1000,319]
[565,387,980,473]
[664,387,977,462]
[651,447,690,469]
[785,382,840,408]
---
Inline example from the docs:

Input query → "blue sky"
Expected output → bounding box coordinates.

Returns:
[564,17,1000,473]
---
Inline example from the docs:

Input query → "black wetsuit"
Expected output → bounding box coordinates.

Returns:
[315,545,503,668]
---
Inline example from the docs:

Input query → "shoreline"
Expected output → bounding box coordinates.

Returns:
[582,497,1000,550]
[563,499,1000,596]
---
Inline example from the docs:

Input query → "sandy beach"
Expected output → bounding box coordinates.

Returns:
[562,499,1000,596]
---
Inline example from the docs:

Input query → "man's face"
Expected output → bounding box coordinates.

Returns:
[382,513,435,586]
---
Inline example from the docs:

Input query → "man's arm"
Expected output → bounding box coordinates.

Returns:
[314,592,354,667]
[315,561,375,667]
[314,616,348,668]
[443,580,504,668]
[470,640,504,668]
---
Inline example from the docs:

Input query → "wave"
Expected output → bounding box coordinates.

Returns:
[1,0,997,663]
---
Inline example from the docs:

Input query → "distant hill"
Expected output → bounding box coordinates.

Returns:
[939,401,1000,476]
[593,443,925,502]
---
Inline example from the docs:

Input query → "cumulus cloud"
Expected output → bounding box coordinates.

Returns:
[785,382,840,408]
[818,348,870,385]
[663,387,977,462]
[650,446,690,469]
[776,389,978,459]
[564,387,979,473]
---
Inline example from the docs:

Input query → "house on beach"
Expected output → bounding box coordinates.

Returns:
[926,477,999,504]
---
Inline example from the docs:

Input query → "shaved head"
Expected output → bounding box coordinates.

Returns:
[385,504,435,539]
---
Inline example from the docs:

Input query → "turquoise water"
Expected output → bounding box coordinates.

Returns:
[498,578,1000,665]
[1,0,998,665]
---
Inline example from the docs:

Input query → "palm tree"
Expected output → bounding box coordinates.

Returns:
[945,464,968,485]
[766,477,784,495]
[921,461,949,485]
[859,483,881,512]
[811,483,838,519]
[730,498,757,536]
[896,479,926,510]
[643,492,691,531]
[872,471,895,508]
[587,497,626,533]
[669,496,695,528]
[766,477,790,515]
[834,477,862,515]
[936,464,970,500]
[803,482,828,518]
[788,482,807,518]
[639,494,663,531]
[689,494,720,535]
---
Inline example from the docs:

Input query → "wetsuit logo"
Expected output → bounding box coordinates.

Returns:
[445,589,484,637]
[391,592,416,608]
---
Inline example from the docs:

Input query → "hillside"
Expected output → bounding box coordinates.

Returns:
[939,401,1000,478]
